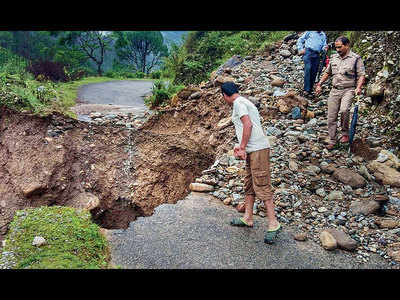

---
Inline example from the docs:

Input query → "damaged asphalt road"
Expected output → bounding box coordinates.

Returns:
[107,192,391,269]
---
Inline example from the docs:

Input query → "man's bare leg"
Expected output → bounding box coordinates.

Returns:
[242,194,255,226]
[264,198,279,230]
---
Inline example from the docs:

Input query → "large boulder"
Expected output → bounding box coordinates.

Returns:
[332,167,367,188]
[349,199,380,215]
[325,228,358,251]
[367,160,400,187]
[275,91,308,115]
[366,81,385,97]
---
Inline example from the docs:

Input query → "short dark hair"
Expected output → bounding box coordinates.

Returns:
[221,81,238,96]
[335,36,350,45]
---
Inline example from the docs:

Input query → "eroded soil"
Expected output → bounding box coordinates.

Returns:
[0,92,227,243]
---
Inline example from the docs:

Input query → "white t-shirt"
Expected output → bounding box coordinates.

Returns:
[231,96,270,153]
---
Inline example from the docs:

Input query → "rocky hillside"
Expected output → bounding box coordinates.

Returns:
[152,31,400,267]
[351,31,400,152]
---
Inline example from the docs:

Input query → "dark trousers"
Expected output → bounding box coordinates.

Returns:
[303,49,320,93]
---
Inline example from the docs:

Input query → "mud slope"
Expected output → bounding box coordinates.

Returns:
[0,106,216,242]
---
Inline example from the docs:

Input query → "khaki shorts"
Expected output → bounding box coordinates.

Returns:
[244,148,273,202]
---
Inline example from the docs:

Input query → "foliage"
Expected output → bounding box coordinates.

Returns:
[26,60,69,82]
[0,46,28,75]
[160,42,187,82]
[114,31,169,74]
[58,31,114,76]
[149,70,161,79]
[0,206,110,269]
[145,79,184,108]
[0,72,61,115]
[0,31,58,61]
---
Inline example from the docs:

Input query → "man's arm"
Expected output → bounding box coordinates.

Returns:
[315,72,330,95]
[297,32,308,55]
[354,58,366,95]
[355,75,365,95]
[234,115,252,160]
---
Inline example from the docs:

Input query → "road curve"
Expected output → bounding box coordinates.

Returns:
[72,80,155,119]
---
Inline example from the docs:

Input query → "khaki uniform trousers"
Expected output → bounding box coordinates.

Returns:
[244,148,273,202]
[327,87,355,144]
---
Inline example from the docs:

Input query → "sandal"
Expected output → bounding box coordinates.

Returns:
[264,223,282,244]
[230,217,253,228]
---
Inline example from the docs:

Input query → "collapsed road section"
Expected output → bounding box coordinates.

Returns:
[0,107,216,244]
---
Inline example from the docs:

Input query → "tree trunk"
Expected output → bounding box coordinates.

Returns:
[97,64,102,76]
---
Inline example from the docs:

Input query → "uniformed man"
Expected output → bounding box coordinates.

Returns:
[315,36,365,150]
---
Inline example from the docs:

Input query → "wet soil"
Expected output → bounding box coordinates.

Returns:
[0,82,232,243]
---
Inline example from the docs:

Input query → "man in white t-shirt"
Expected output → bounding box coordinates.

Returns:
[221,81,281,244]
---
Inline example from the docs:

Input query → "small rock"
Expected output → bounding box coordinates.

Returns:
[320,230,337,250]
[223,197,232,205]
[316,188,326,197]
[288,160,299,171]
[294,232,308,241]
[216,117,232,130]
[22,182,45,198]
[327,190,344,201]
[32,236,47,247]
[318,207,328,213]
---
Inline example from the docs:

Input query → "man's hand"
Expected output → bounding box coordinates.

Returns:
[355,86,362,96]
[234,146,246,160]
[299,49,306,56]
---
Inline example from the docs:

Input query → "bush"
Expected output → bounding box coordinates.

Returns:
[145,80,184,108]
[150,70,162,79]
[0,72,59,114]
[26,60,68,82]
[133,71,146,79]
[104,70,117,78]
[0,46,28,75]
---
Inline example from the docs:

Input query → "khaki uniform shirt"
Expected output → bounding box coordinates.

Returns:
[325,50,365,89]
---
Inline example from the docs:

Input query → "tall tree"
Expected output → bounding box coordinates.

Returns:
[59,31,113,76]
[114,31,168,74]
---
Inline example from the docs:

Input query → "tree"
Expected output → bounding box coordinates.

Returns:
[114,31,168,74]
[59,31,113,76]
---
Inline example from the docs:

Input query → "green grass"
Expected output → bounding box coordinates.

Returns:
[1,206,111,269]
